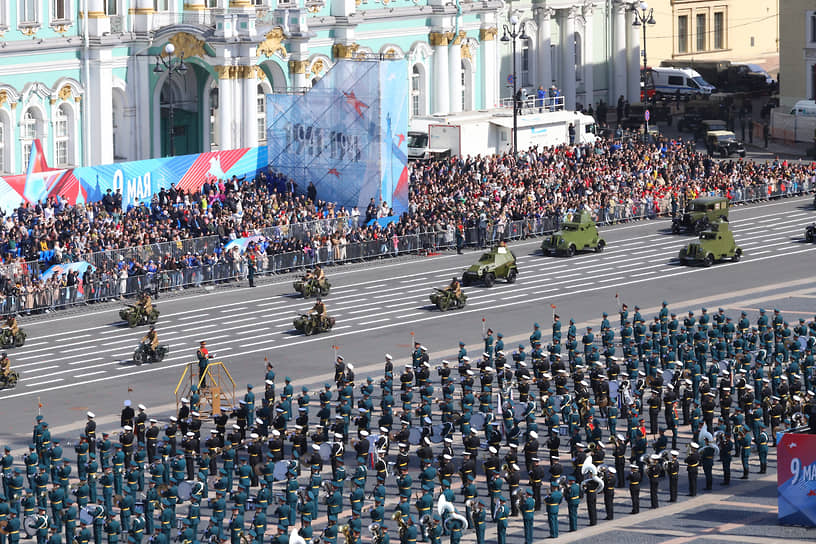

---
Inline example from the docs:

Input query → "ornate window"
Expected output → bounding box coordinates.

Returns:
[20,0,39,24]
[677,15,689,54]
[410,64,426,117]
[257,84,267,144]
[520,39,531,87]
[54,104,74,166]
[696,13,706,52]
[0,116,6,174]
[21,109,42,168]
[52,0,69,21]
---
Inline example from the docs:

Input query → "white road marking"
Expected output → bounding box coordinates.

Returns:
[74,370,106,378]
[176,314,209,320]
[19,365,59,375]
[26,378,63,387]
[221,317,258,325]
[16,352,53,361]
[358,319,389,325]
[219,306,248,313]
[68,358,104,366]
[597,277,625,283]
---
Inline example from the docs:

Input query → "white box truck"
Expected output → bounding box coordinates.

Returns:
[408,109,597,160]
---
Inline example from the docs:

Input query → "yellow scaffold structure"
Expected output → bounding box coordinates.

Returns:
[174,360,236,416]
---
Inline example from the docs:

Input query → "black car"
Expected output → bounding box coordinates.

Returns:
[676,112,704,133]
[706,131,746,158]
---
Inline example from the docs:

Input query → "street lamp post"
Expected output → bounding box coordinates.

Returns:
[153,43,188,157]
[631,1,656,72]
[501,15,528,155]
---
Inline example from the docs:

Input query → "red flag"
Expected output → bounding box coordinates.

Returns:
[550,304,556,309]
[38,402,43,408]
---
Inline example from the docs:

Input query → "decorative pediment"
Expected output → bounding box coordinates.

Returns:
[163,32,210,59]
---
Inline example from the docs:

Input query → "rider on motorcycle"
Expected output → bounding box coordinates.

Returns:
[446,277,462,298]
[2,315,19,344]
[305,265,325,284]
[141,326,159,361]
[310,298,327,318]
[136,292,153,319]
[0,352,11,380]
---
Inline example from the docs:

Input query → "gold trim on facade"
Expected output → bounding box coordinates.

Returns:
[257,27,287,58]
[428,32,449,47]
[332,42,359,59]
[164,32,209,59]
[479,27,498,41]
[288,60,309,74]
[58,85,73,101]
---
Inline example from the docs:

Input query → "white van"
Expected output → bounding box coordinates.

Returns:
[649,66,716,98]
[789,100,816,117]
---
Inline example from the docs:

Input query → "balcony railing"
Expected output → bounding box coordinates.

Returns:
[499,95,565,113]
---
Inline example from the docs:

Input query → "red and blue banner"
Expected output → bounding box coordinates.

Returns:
[777,432,816,526]
[266,59,409,216]
[0,142,269,213]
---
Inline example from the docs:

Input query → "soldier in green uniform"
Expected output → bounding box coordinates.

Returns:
[492,497,508,544]
[564,475,580,531]
[544,483,562,539]
[471,500,486,544]
[521,489,535,543]
[757,426,769,474]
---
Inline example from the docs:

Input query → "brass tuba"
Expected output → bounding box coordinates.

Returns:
[392,511,408,540]
[338,524,352,544]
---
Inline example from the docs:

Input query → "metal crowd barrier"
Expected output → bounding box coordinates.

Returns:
[0,180,813,315]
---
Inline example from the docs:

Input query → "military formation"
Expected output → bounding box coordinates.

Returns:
[1,303,815,543]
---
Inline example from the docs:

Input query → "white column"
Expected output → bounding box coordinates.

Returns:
[535,6,553,88]
[479,26,498,108]
[432,33,450,114]
[561,7,577,110]
[582,5,594,111]
[85,0,110,37]
[87,48,114,165]
[449,32,463,113]
[132,0,153,34]
[133,55,151,159]
[242,67,258,149]
[217,67,234,151]
[612,2,627,104]
[627,7,641,103]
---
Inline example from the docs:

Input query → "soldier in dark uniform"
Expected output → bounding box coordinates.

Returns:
[686,442,700,496]
[85,412,97,456]
[666,450,680,502]
[627,463,641,514]
[646,454,663,508]
[582,471,599,526]
[602,467,616,520]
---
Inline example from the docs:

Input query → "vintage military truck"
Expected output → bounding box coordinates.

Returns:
[541,211,606,257]
[678,221,742,266]
[461,245,518,287]
[671,196,729,235]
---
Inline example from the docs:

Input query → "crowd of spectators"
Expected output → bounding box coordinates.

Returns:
[0,134,813,314]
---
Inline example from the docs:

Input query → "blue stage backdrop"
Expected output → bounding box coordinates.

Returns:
[266,59,409,216]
